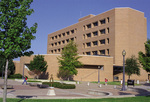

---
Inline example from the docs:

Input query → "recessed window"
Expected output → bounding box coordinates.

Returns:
[51,43,54,46]
[58,49,60,52]
[100,39,105,45]
[86,52,91,55]
[93,31,98,36]
[55,42,57,46]
[100,50,105,55]
[86,33,91,38]
[58,41,61,45]
[51,50,53,53]
[54,49,57,53]
[93,41,98,46]
[62,40,65,44]
[93,21,98,27]
[107,17,109,23]
[66,39,69,43]
[62,33,65,36]
[67,31,70,35]
[92,51,98,55]
[86,24,91,29]
[86,42,91,47]
[52,37,54,40]
[107,49,109,55]
[100,19,106,24]
[71,30,74,34]
[107,28,109,33]
[55,36,57,39]
[100,29,105,34]
[71,38,74,41]
[107,38,109,44]
[58,34,61,38]
[83,34,85,39]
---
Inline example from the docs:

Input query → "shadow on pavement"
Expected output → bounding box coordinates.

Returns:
[16,95,37,99]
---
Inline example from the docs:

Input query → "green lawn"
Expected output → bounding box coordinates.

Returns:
[91,81,141,86]
[0,96,150,102]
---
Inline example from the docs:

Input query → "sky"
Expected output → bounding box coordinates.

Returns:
[14,0,150,61]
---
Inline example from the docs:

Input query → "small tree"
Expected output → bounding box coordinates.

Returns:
[139,39,150,72]
[0,0,37,101]
[28,55,48,79]
[125,55,140,79]
[57,41,82,80]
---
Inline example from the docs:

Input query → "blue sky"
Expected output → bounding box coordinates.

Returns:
[14,0,150,60]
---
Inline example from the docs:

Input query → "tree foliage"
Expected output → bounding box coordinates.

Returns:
[0,0,37,101]
[28,55,48,77]
[125,55,140,79]
[57,41,82,80]
[0,57,15,76]
[139,39,150,72]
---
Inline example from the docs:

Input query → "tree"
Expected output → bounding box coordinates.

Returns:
[139,39,150,72]
[57,41,82,80]
[0,0,37,101]
[28,55,48,78]
[125,55,140,79]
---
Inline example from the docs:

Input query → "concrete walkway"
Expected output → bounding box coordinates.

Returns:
[0,79,150,99]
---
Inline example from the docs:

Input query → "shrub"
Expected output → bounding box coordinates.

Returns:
[42,82,75,89]
[8,73,22,79]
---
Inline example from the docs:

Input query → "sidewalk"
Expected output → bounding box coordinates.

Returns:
[0,79,150,99]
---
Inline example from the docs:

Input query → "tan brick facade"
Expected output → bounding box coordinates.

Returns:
[14,8,149,82]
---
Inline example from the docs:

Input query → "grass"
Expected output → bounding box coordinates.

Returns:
[91,81,141,86]
[0,96,150,102]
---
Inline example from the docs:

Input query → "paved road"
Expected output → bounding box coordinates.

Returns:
[0,79,150,99]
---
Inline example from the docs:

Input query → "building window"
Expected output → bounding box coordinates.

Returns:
[58,49,60,52]
[93,41,98,46]
[55,42,57,46]
[58,41,61,45]
[107,17,109,23]
[83,43,85,48]
[58,34,61,38]
[100,50,105,55]
[62,40,65,44]
[67,31,70,35]
[62,33,65,36]
[62,48,64,51]
[93,21,98,27]
[71,29,74,34]
[83,52,85,55]
[66,39,69,43]
[86,24,91,29]
[83,25,86,30]
[83,34,85,39]
[107,28,109,33]
[100,19,106,24]
[86,52,91,55]
[93,31,98,36]
[51,43,54,46]
[71,38,74,41]
[100,29,105,34]
[107,49,109,55]
[51,50,53,53]
[107,38,109,44]
[55,36,57,39]
[92,51,98,55]
[52,37,54,40]
[86,42,91,47]
[54,49,57,53]
[86,33,91,38]
[100,39,105,45]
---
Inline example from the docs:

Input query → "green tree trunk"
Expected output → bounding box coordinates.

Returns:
[3,59,8,102]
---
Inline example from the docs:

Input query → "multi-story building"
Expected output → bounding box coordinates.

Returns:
[47,7,147,66]
[15,7,149,82]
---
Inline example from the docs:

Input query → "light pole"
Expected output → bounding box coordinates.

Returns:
[121,50,126,91]
[98,66,100,84]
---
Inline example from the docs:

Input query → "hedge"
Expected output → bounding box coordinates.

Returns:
[8,73,22,78]
[42,82,76,89]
